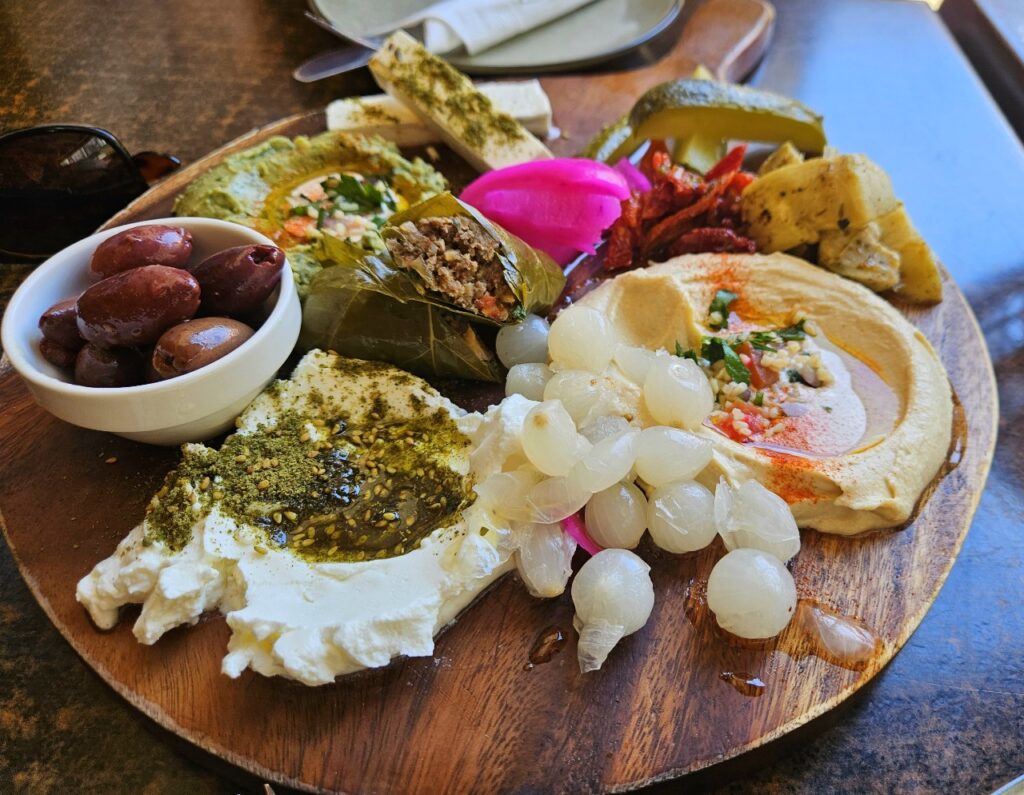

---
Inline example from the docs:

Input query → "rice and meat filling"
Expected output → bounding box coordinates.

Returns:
[387,216,517,321]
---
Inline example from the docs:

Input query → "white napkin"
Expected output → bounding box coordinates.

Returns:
[370,0,595,56]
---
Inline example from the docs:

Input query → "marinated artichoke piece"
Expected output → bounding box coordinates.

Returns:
[818,222,901,292]
[758,141,806,175]
[740,153,899,253]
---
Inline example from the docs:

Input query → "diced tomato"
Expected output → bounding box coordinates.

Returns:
[283,215,315,239]
[712,415,747,443]
[713,399,772,443]
[474,294,504,320]
[735,341,779,388]
[712,407,767,443]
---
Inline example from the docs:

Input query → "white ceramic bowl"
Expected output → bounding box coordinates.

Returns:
[1,217,301,445]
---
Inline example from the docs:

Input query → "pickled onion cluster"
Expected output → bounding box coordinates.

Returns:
[460,159,631,265]
[480,304,802,672]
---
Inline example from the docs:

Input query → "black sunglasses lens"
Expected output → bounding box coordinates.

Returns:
[0,129,148,259]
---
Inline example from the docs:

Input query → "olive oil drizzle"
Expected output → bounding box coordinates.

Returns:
[144,408,472,563]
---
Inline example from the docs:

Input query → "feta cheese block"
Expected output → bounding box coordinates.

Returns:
[369,31,554,171]
[327,81,554,147]
[76,350,517,686]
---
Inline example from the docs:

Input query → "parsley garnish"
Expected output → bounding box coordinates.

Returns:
[708,289,737,330]
[777,319,807,341]
[753,391,765,407]
[325,174,396,214]
[746,320,807,350]
[674,341,707,367]
[702,336,751,384]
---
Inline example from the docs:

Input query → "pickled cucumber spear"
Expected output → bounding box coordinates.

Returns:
[582,75,827,172]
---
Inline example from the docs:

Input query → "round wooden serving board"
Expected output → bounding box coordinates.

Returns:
[0,1,999,792]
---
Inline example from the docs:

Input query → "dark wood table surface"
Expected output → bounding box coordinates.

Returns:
[1,0,1023,792]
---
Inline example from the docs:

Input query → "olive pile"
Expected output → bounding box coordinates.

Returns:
[37,224,285,387]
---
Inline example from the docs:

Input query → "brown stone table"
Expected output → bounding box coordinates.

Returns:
[1,0,1023,792]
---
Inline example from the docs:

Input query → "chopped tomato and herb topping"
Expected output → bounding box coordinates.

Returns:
[676,305,834,443]
[284,172,400,244]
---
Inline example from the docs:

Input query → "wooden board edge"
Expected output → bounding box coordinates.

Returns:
[101,109,328,231]
[0,46,1003,788]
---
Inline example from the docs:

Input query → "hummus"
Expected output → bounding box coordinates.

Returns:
[172,131,447,295]
[577,253,952,534]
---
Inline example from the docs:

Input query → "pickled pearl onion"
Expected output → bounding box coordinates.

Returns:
[561,512,603,556]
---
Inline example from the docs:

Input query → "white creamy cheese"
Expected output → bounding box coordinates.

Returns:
[76,351,523,686]
[326,80,554,145]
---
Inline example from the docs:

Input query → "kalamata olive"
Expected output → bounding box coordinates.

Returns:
[38,298,85,350]
[76,265,200,348]
[143,353,164,384]
[151,317,255,379]
[89,224,193,280]
[188,244,285,315]
[39,338,78,368]
[74,344,144,388]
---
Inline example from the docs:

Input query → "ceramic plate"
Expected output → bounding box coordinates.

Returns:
[311,0,683,73]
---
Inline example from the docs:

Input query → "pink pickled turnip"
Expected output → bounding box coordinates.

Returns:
[480,190,623,253]
[561,512,603,556]
[460,159,630,265]
[462,159,630,203]
[613,158,652,193]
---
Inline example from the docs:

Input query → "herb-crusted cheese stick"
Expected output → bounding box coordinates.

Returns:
[327,81,554,147]
[369,31,554,171]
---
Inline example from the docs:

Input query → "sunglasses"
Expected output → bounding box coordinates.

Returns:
[0,124,181,261]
